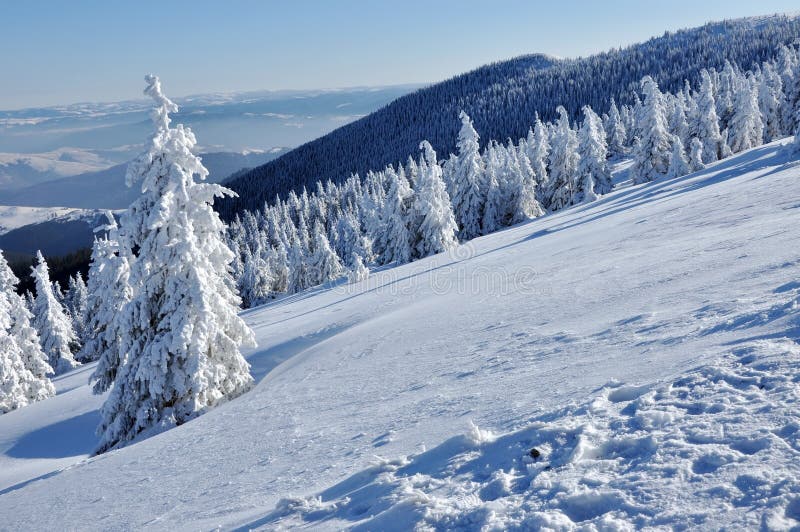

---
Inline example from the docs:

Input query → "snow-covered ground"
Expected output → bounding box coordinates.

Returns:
[1,139,799,530]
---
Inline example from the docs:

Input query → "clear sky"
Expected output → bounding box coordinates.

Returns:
[1,0,798,109]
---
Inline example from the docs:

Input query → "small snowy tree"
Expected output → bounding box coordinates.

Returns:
[577,105,612,196]
[631,77,672,184]
[31,251,79,375]
[0,297,31,414]
[348,254,369,283]
[96,75,256,453]
[527,116,551,206]
[605,98,627,156]
[689,138,705,171]
[66,273,89,348]
[411,141,458,258]
[450,111,486,241]
[666,135,691,179]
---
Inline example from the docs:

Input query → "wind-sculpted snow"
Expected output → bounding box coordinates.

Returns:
[260,336,800,530]
[0,139,799,529]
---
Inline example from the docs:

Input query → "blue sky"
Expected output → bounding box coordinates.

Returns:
[1,0,798,109]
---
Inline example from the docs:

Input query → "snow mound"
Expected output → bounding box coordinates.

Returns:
[262,336,800,530]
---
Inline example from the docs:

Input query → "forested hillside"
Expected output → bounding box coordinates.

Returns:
[220,14,800,217]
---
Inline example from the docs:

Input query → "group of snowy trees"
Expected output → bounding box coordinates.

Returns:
[221,16,800,215]
[227,45,800,307]
[0,247,94,413]
[2,76,256,454]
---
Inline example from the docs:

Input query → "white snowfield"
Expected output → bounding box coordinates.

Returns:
[1,139,800,530]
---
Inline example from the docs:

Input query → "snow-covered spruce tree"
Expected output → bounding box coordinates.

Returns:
[411,141,458,259]
[689,138,705,171]
[511,142,545,222]
[605,98,627,157]
[0,251,54,407]
[547,106,580,211]
[728,75,764,154]
[577,105,612,197]
[758,63,785,143]
[66,273,89,348]
[631,77,671,184]
[31,251,79,375]
[695,70,726,164]
[666,134,691,179]
[83,217,133,393]
[95,76,256,454]
[348,254,369,283]
[450,111,486,241]
[667,92,690,149]
[373,167,412,265]
[526,116,551,206]
[481,161,502,235]
[238,247,273,309]
[308,221,344,286]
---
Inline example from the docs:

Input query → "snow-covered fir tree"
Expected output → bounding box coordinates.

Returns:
[757,63,785,143]
[605,98,627,156]
[83,216,133,393]
[728,74,764,154]
[373,167,412,265]
[666,134,691,179]
[348,254,369,283]
[450,111,486,241]
[411,141,458,258]
[695,70,726,164]
[631,77,672,184]
[65,273,89,349]
[547,107,580,210]
[526,116,551,206]
[689,137,705,171]
[96,75,256,453]
[308,221,344,286]
[577,105,612,196]
[30,251,79,375]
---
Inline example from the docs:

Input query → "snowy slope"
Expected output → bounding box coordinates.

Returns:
[1,139,800,530]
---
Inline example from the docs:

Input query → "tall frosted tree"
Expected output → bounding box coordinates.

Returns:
[526,116,551,206]
[65,273,89,349]
[373,167,412,265]
[84,216,133,393]
[31,251,79,375]
[631,77,672,184]
[450,111,486,241]
[411,141,458,258]
[547,106,580,211]
[308,221,344,286]
[757,63,784,143]
[695,70,726,164]
[728,75,763,154]
[96,76,256,453]
[577,105,612,196]
[605,98,627,157]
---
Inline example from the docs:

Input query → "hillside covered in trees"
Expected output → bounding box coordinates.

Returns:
[220,14,800,217]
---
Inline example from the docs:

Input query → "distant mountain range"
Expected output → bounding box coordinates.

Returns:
[0,149,288,210]
[220,13,800,217]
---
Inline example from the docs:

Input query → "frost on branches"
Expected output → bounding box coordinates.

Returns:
[95,75,256,454]
[31,251,80,375]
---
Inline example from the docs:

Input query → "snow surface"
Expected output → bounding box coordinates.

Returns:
[1,139,800,530]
